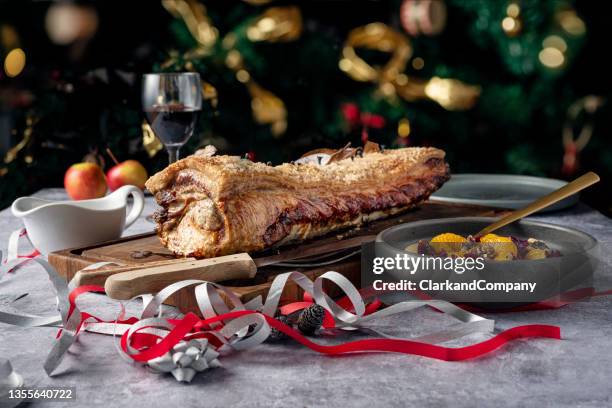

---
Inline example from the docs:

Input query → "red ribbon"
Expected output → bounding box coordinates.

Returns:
[63,284,563,366]
[119,308,561,362]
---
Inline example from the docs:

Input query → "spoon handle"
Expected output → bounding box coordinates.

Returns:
[475,171,600,238]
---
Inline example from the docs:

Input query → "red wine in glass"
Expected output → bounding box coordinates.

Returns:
[145,104,199,148]
[142,72,202,163]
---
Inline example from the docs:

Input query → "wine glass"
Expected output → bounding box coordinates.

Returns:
[142,72,202,163]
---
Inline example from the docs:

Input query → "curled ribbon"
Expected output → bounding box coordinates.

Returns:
[0,247,561,383]
[339,23,481,110]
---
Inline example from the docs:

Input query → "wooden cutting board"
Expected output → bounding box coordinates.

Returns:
[48,201,509,313]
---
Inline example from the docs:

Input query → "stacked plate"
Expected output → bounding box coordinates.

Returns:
[430,174,577,212]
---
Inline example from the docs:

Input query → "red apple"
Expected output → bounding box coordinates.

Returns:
[106,159,148,191]
[64,162,107,200]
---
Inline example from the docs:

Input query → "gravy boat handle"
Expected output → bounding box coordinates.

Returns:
[111,185,145,229]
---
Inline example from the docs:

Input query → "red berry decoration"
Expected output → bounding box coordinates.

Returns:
[245,151,256,161]
[341,103,361,126]
[360,113,386,129]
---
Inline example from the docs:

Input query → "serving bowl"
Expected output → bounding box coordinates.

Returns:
[374,217,599,309]
[11,185,144,256]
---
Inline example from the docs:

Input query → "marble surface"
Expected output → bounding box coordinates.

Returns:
[1,189,612,408]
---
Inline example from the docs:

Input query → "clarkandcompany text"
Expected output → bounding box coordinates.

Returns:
[372,279,537,293]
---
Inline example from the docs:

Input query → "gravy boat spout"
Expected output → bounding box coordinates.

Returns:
[11,185,145,256]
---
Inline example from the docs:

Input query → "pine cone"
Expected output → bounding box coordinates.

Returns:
[297,304,325,335]
[268,314,290,341]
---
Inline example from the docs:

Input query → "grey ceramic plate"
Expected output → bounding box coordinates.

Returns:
[429,174,577,212]
[375,217,598,310]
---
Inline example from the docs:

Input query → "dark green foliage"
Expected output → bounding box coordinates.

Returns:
[2,1,611,213]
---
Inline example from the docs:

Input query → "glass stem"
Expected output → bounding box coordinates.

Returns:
[167,146,180,163]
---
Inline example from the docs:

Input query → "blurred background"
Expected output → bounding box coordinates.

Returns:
[1,0,611,213]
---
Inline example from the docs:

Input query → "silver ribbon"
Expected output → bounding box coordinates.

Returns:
[0,231,127,375]
[1,230,495,383]
[0,229,30,281]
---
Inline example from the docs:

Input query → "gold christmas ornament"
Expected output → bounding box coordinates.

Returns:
[556,9,586,36]
[543,35,567,53]
[2,24,25,78]
[246,6,302,43]
[506,2,520,18]
[412,57,425,70]
[501,16,522,37]
[4,48,26,78]
[502,1,522,37]
[538,48,563,69]
[1,24,19,49]
[397,118,411,138]
[236,69,250,83]
[536,6,584,70]
[539,35,567,69]
[340,23,480,110]
[142,121,164,158]
[225,49,242,69]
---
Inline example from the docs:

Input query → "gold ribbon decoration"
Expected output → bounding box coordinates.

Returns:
[163,2,302,137]
[142,120,163,158]
[246,6,303,43]
[339,23,480,111]
[247,82,287,136]
[221,6,302,136]
[201,80,218,108]
[161,0,218,49]
[340,23,412,84]
[3,114,37,165]
[422,77,481,111]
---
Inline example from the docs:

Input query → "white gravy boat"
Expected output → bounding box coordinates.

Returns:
[11,185,145,256]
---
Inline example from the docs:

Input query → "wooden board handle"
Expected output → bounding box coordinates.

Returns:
[71,258,196,287]
[104,253,257,300]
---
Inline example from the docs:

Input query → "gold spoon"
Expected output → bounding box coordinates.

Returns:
[475,171,600,238]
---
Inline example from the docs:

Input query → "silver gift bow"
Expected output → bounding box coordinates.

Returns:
[0,229,495,383]
[0,358,24,408]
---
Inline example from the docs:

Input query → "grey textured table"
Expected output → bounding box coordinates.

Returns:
[1,189,612,408]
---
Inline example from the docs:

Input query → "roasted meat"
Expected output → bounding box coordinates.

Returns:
[145,145,450,258]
